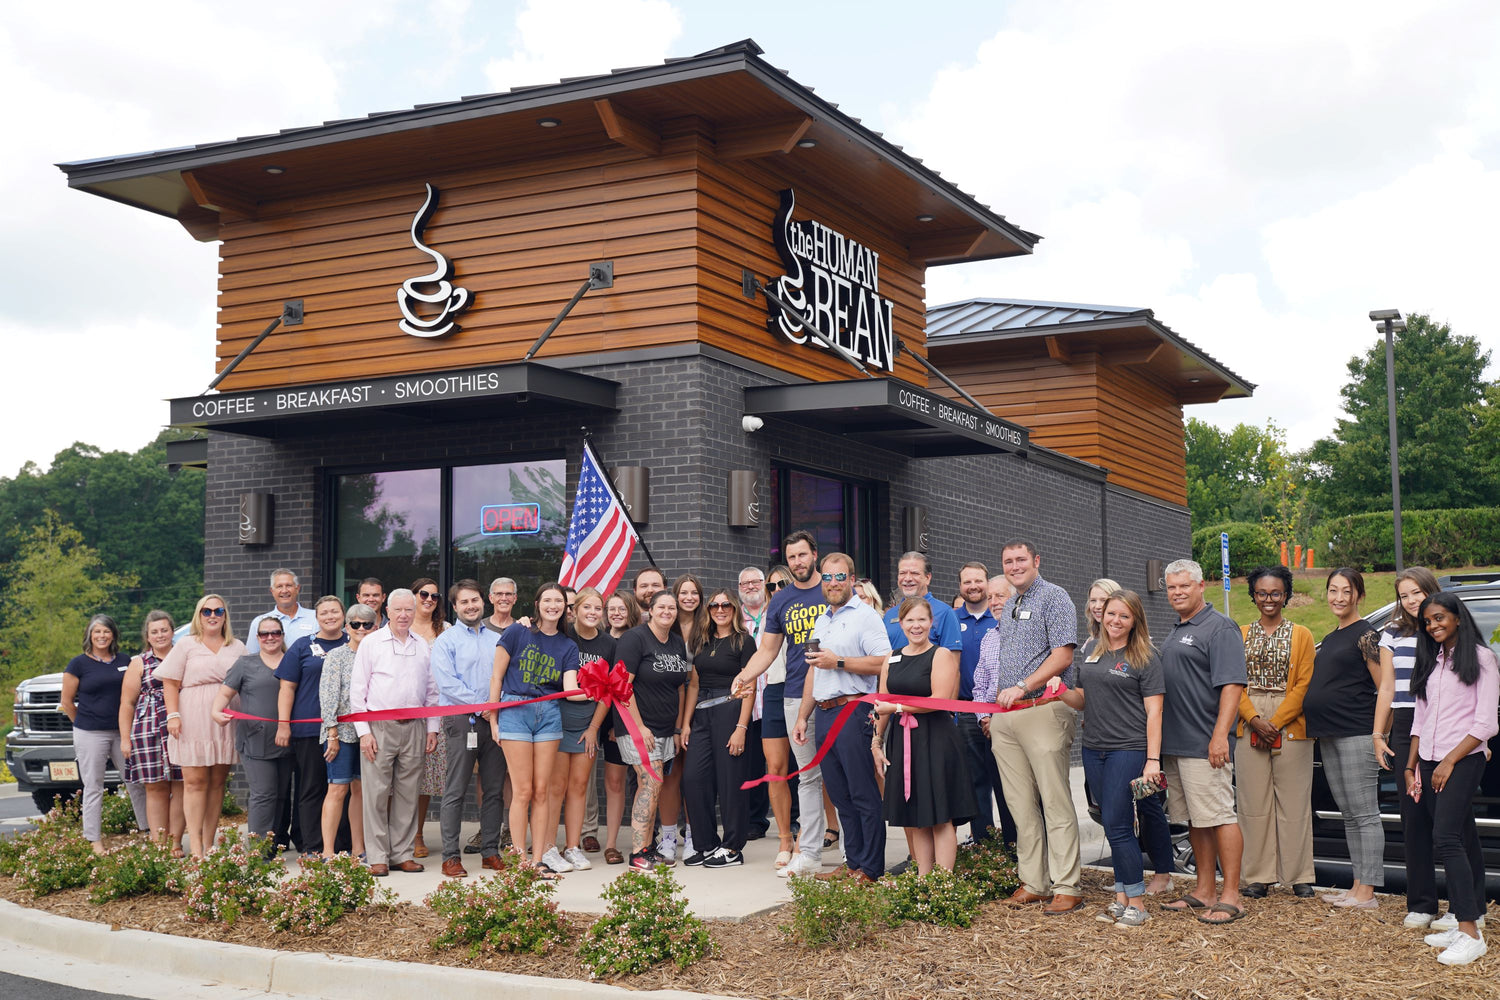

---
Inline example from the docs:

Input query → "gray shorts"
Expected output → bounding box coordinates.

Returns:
[616,732,676,767]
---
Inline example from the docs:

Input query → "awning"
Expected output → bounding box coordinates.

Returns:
[168,362,618,438]
[744,378,1028,458]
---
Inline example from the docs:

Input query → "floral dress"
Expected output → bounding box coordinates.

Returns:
[124,649,182,783]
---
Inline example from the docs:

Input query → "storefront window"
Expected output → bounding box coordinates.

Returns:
[769,464,881,585]
[331,457,565,617]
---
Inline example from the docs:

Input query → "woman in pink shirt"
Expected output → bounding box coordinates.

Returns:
[1405,592,1500,967]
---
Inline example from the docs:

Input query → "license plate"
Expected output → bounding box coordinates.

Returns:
[48,761,79,782]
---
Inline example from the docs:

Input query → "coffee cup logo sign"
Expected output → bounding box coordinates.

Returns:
[396,183,472,338]
[769,189,895,372]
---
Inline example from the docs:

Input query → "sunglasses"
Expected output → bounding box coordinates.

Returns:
[707,601,734,611]
[347,621,375,631]
[417,590,438,601]
[257,631,283,639]
[200,607,226,618]
[767,580,786,592]
[820,572,849,582]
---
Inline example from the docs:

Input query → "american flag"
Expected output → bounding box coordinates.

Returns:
[557,443,640,595]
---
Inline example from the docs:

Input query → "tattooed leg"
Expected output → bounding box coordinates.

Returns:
[631,764,662,855]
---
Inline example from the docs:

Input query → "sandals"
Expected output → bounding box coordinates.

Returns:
[1197,903,1248,925]
[1160,894,1208,913]
[775,849,793,868]
[521,861,561,881]
[604,847,625,865]
[823,829,840,850]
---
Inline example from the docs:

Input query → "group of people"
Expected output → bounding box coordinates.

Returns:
[58,540,1497,964]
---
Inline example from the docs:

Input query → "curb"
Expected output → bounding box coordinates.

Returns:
[0,783,23,799]
[0,899,736,1000]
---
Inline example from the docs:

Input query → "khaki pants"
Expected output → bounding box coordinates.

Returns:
[990,700,1081,897]
[1233,690,1314,886]
[362,720,426,867]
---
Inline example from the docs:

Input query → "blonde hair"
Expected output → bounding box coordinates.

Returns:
[189,594,234,642]
[1085,578,1122,640]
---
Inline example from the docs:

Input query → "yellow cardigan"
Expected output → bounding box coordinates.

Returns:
[1236,622,1317,740]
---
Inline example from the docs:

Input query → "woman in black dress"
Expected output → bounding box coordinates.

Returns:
[872,597,975,874]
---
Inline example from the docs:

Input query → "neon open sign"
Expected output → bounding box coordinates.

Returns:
[480,503,541,535]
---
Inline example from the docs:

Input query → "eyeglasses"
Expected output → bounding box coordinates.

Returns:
[1252,591,1286,601]
[257,631,283,639]
[347,621,375,631]
[739,578,763,587]
[200,607,226,618]
[820,572,849,582]
[707,601,734,611]
[417,590,438,601]
[767,581,786,592]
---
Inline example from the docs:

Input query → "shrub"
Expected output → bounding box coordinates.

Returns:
[221,791,245,817]
[579,866,712,978]
[264,855,387,933]
[90,838,179,903]
[167,829,281,926]
[0,798,84,876]
[1191,521,1280,578]
[885,865,986,928]
[1324,507,1500,572]
[99,789,139,835]
[16,831,96,896]
[426,863,570,957]
[783,871,892,948]
[954,838,1021,901]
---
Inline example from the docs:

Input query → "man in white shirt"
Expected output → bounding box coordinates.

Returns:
[351,588,439,876]
[246,568,317,653]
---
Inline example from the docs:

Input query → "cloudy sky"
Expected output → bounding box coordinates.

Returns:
[4,0,1497,477]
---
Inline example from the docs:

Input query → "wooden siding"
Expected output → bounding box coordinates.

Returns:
[930,345,1187,506]
[209,132,928,392]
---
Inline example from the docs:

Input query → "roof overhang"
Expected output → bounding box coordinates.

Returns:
[58,40,1037,263]
[744,378,1028,458]
[927,304,1253,404]
[168,362,617,438]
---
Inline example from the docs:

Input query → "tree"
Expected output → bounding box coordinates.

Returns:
[1184,418,1283,529]
[1306,314,1491,517]
[0,429,203,628]
[1468,381,1500,501]
[0,512,137,690]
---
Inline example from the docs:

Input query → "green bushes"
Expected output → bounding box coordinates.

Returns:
[1324,507,1500,571]
[167,829,282,926]
[1192,522,1279,577]
[90,839,178,903]
[783,871,892,948]
[99,789,139,835]
[264,855,387,934]
[426,863,570,957]
[578,866,711,978]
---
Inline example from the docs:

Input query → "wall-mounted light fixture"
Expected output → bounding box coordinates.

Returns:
[727,470,759,527]
[611,467,649,525]
[239,493,274,546]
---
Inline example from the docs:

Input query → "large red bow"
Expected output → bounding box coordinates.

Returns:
[578,657,633,706]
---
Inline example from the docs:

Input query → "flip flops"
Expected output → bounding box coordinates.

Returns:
[1160,894,1208,912]
[1197,903,1248,925]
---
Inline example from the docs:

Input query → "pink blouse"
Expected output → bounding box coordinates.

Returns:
[1411,643,1500,761]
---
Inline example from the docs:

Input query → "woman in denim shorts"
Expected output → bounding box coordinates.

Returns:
[488,583,579,877]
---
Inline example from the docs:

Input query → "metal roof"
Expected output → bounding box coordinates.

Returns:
[925,297,1255,397]
[56,39,1038,258]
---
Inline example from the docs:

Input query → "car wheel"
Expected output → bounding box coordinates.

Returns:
[1173,836,1196,875]
[32,789,73,813]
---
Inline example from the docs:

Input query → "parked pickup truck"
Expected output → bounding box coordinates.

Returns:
[6,672,123,813]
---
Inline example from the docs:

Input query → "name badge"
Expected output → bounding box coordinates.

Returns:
[466,730,479,750]
[1018,610,1032,621]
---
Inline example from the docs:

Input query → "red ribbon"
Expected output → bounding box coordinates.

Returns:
[740,684,1069,790]
[222,658,662,780]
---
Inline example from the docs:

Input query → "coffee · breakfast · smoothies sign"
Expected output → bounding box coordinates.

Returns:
[768,189,895,372]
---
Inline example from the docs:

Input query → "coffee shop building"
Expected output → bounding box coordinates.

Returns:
[60,39,1251,625]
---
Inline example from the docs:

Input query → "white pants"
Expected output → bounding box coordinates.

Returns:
[784,697,825,863]
[74,728,144,842]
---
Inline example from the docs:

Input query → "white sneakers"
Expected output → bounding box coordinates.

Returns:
[1430,911,1485,931]
[1436,932,1488,966]
[540,846,574,873]
[563,846,592,870]
[657,829,678,863]
[778,853,819,878]
[1403,911,1436,929]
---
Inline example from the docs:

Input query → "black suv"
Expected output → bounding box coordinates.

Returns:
[1310,573,1500,897]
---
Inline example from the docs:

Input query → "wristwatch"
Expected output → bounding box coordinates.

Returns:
[837,658,846,671]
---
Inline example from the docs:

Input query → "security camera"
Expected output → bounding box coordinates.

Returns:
[742,415,764,433]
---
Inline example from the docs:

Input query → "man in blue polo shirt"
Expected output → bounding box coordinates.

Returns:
[883,552,963,654]
[430,579,506,878]
[953,562,1015,846]
[733,530,830,878]
[797,551,891,883]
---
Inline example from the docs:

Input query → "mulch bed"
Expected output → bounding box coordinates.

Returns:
[2,868,1496,999]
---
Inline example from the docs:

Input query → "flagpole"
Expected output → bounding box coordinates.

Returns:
[580,429,660,571]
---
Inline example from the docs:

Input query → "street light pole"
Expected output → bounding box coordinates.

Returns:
[1370,309,1405,572]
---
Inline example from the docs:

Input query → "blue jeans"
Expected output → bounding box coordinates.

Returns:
[1082,746,1171,896]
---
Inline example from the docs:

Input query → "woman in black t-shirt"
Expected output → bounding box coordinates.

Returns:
[62,615,140,852]
[613,590,691,870]
[681,589,756,867]
[1302,567,1382,908]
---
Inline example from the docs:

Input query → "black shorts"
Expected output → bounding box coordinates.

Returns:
[761,682,788,739]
